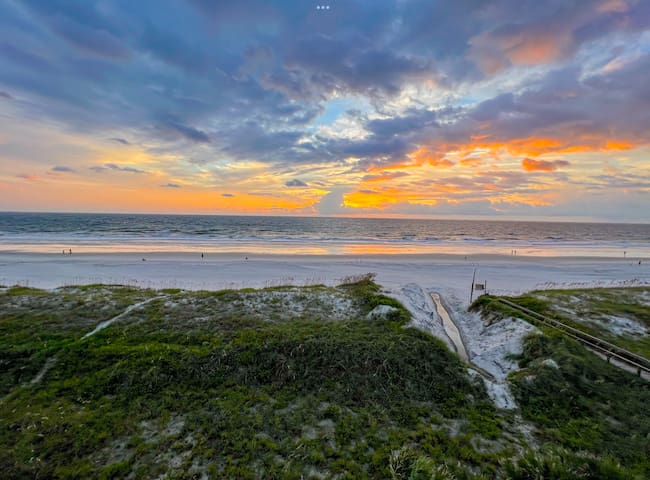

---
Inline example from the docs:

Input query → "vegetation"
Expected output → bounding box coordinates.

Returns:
[511,332,650,475]
[471,287,650,357]
[1,282,648,478]
[1,280,505,479]
[473,288,650,478]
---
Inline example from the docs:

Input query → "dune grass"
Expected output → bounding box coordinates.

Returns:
[0,280,506,479]
[472,288,650,478]
[471,287,650,358]
[2,282,648,478]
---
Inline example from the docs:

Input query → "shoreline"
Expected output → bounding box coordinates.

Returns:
[0,250,646,261]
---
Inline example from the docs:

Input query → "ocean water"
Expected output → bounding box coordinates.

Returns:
[0,212,649,257]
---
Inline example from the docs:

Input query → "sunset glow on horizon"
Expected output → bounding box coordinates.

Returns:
[1,1,649,221]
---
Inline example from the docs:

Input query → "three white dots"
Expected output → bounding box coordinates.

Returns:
[316,5,331,10]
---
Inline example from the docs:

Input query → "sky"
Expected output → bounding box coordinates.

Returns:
[0,0,649,221]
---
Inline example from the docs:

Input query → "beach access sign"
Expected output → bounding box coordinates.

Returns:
[474,283,485,291]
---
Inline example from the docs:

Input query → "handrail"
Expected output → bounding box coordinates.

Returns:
[495,298,650,376]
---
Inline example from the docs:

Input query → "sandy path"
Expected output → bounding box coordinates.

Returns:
[29,356,57,385]
[82,296,162,339]
[431,293,468,361]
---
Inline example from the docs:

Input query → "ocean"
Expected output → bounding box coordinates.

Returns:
[0,212,649,257]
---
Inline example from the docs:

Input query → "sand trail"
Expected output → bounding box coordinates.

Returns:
[82,296,162,339]
[431,292,468,361]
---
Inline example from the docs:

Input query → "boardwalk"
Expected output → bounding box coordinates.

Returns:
[495,298,650,380]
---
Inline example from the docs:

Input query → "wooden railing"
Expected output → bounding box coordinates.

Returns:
[495,298,650,377]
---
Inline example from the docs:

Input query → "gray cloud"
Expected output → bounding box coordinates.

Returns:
[51,165,74,172]
[161,182,181,188]
[366,108,440,137]
[90,163,145,174]
[161,120,210,143]
[362,171,409,182]
[285,179,308,187]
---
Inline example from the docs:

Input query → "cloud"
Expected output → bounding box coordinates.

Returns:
[285,179,308,187]
[16,173,38,181]
[21,0,130,59]
[522,158,570,172]
[1,0,646,166]
[51,165,74,172]
[1,0,650,219]
[365,109,440,137]
[161,120,210,143]
[285,33,433,97]
[90,163,145,174]
[220,124,303,162]
[314,187,350,215]
[46,16,130,59]
[340,56,650,168]
[222,193,235,197]
[468,0,650,75]
[161,183,181,188]
[583,173,650,190]
[361,171,409,182]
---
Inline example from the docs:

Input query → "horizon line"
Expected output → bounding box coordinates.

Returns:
[1,210,648,226]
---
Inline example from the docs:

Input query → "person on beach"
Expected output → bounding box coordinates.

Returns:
[69,248,72,255]
[201,253,204,259]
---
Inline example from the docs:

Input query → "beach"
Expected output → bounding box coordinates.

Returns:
[2,251,647,293]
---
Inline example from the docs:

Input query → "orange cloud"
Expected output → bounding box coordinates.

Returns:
[470,30,571,75]
[410,147,454,168]
[366,162,421,173]
[522,158,570,172]
[495,193,555,207]
[16,173,39,182]
[459,157,483,167]
[433,136,635,160]
[362,171,410,183]
[506,33,570,65]
[605,140,633,150]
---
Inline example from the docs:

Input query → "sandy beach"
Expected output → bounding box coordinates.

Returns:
[1,251,647,293]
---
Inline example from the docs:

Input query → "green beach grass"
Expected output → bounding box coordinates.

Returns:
[1,281,648,478]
